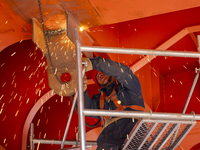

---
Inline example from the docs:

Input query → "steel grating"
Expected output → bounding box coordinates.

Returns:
[122,119,196,150]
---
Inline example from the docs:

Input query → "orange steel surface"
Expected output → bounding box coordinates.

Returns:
[1,0,200,149]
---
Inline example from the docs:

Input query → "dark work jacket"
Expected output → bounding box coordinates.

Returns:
[84,56,145,114]
[84,56,145,149]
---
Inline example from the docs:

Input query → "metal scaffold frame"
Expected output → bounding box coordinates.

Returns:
[74,29,200,150]
[29,29,200,149]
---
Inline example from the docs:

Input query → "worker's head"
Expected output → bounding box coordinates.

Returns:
[92,69,115,88]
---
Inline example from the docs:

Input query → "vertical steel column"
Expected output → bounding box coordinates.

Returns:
[75,28,86,150]
[60,92,78,149]
[30,123,34,150]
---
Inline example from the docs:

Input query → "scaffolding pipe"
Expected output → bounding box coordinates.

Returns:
[80,46,200,58]
[83,109,200,120]
[60,92,78,149]
[75,28,86,150]
[30,123,34,150]
[182,71,200,114]
[33,139,96,145]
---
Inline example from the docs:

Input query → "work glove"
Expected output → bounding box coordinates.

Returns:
[82,58,92,92]
[82,58,93,72]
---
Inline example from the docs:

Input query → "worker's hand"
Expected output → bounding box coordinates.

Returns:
[83,74,87,92]
[82,58,93,72]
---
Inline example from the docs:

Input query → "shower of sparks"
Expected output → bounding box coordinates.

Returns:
[2,115,7,121]
[11,52,16,56]
[20,39,23,43]
[127,134,129,140]
[36,142,40,150]
[39,90,41,96]
[196,97,200,102]
[19,96,22,101]
[54,68,57,75]
[1,63,5,67]
[15,110,19,117]
[172,79,175,82]
[40,106,43,113]
[153,72,157,77]
[0,95,4,100]
[39,132,41,138]
[26,98,30,104]
[179,81,183,85]
[183,65,187,69]
[19,102,22,107]
[14,134,16,140]
[24,66,26,71]
[58,130,61,137]
[61,96,63,102]
[3,138,6,143]
[37,119,40,126]
[44,133,46,138]
[14,93,18,99]
[5,21,8,24]
[2,82,6,87]
[14,83,17,88]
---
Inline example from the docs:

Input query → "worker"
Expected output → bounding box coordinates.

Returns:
[83,56,145,150]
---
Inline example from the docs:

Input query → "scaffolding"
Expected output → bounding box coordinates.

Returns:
[75,29,200,150]
[29,28,200,149]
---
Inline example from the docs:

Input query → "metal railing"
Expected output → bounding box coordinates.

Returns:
[74,29,200,150]
[29,28,200,149]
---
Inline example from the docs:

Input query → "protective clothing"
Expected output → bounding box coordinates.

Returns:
[84,56,145,150]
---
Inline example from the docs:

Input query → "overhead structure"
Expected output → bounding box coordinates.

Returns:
[32,18,77,96]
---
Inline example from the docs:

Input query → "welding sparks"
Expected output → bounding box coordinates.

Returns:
[37,119,40,126]
[0,95,4,100]
[26,98,30,104]
[14,93,18,99]
[36,142,40,150]
[15,110,19,117]
[11,52,16,56]
[2,82,6,87]
[183,65,187,69]
[44,133,46,138]
[40,106,43,113]
[61,96,63,102]
[1,63,5,67]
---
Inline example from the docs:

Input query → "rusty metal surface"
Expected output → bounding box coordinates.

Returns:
[32,18,77,96]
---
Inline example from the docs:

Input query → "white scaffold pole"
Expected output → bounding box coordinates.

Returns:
[80,46,200,58]
[75,28,86,150]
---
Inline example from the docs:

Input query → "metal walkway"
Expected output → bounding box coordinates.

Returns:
[122,119,196,150]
